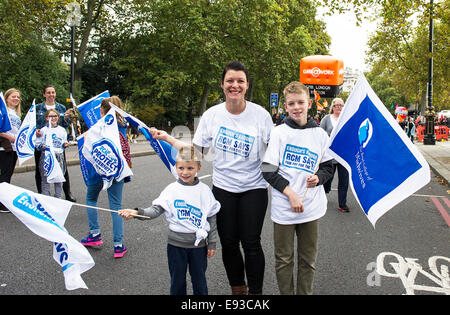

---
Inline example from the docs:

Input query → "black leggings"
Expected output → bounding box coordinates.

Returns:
[212,186,268,294]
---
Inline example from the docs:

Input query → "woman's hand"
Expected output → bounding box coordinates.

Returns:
[149,127,169,142]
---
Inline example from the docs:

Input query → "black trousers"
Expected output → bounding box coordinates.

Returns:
[212,186,268,294]
[0,151,18,210]
[34,149,72,196]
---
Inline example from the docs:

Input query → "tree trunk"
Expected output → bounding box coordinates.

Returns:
[200,84,210,114]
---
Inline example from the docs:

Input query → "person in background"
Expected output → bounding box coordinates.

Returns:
[320,98,350,213]
[35,109,70,198]
[80,96,131,259]
[35,85,76,202]
[0,88,22,213]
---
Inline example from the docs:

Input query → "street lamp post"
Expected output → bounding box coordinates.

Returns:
[66,2,81,100]
[424,0,435,145]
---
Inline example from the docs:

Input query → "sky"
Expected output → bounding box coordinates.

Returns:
[320,11,378,72]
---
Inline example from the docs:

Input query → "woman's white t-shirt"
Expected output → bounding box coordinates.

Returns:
[2,108,22,151]
[263,123,333,224]
[193,101,273,193]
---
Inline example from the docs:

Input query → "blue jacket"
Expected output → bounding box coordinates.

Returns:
[36,101,70,129]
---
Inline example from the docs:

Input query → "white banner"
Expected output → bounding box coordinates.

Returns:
[0,183,94,290]
[82,107,133,190]
[16,100,37,165]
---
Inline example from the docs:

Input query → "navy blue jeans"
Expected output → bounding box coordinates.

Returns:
[167,244,208,295]
[324,163,349,207]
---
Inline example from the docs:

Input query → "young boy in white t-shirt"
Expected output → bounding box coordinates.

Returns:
[119,145,220,295]
[261,81,333,295]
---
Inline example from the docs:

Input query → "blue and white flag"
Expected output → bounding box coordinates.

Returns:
[77,134,102,186]
[0,92,12,132]
[0,182,95,290]
[16,100,37,165]
[43,146,66,183]
[82,107,133,190]
[109,103,178,178]
[75,91,110,129]
[328,75,430,226]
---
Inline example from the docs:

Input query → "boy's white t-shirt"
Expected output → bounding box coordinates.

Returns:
[193,101,273,193]
[153,181,221,235]
[263,123,333,224]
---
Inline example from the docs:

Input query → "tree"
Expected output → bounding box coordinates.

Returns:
[319,0,449,112]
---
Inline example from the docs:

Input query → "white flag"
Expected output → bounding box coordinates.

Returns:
[82,107,133,190]
[328,75,430,226]
[42,124,66,184]
[0,183,95,290]
[16,100,37,165]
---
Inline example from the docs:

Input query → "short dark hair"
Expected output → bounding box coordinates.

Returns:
[221,61,249,83]
[43,85,55,94]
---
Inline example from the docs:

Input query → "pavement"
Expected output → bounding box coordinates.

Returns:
[415,140,450,186]
[14,135,450,187]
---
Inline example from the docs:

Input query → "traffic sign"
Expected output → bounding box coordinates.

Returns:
[270,93,278,107]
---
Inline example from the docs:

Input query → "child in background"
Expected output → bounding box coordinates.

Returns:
[119,145,220,295]
[36,109,70,198]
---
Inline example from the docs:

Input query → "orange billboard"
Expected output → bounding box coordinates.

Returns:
[300,55,344,98]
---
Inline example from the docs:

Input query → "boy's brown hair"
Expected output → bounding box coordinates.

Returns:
[176,145,202,165]
[283,81,310,99]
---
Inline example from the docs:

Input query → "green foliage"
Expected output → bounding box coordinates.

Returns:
[0,39,70,112]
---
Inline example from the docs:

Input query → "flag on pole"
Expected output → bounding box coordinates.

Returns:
[109,103,178,178]
[0,182,95,290]
[75,91,110,128]
[314,89,321,104]
[16,100,37,165]
[328,74,430,226]
[82,107,133,190]
[0,92,12,132]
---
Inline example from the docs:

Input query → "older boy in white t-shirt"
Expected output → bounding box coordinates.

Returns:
[262,81,333,295]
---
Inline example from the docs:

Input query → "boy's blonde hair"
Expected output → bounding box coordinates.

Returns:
[176,145,202,165]
[283,81,310,99]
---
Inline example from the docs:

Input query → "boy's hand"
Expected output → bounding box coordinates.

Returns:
[118,209,138,220]
[283,186,304,213]
[306,174,319,188]
[207,249,216,258]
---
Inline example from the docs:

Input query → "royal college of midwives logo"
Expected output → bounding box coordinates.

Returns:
[358,118,373,148]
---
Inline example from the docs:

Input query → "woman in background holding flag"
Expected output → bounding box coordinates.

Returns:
[0,88,22,213]
[320,98,350,213]
[80,96,131,258]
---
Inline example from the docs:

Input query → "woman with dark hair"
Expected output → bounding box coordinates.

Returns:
[35,85,76,201]
[150,61,273,294]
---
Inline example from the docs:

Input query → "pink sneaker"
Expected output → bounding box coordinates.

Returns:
[81,233,103,246]
[114,245,128,258]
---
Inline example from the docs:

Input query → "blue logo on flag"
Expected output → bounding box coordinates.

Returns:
[91,139,123,178]
[13,192,64,231]
[43,147,55,177]
[329,95,422,214]
[16,126,36,158]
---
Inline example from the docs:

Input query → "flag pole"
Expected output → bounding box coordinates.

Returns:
[72,202,150,219]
